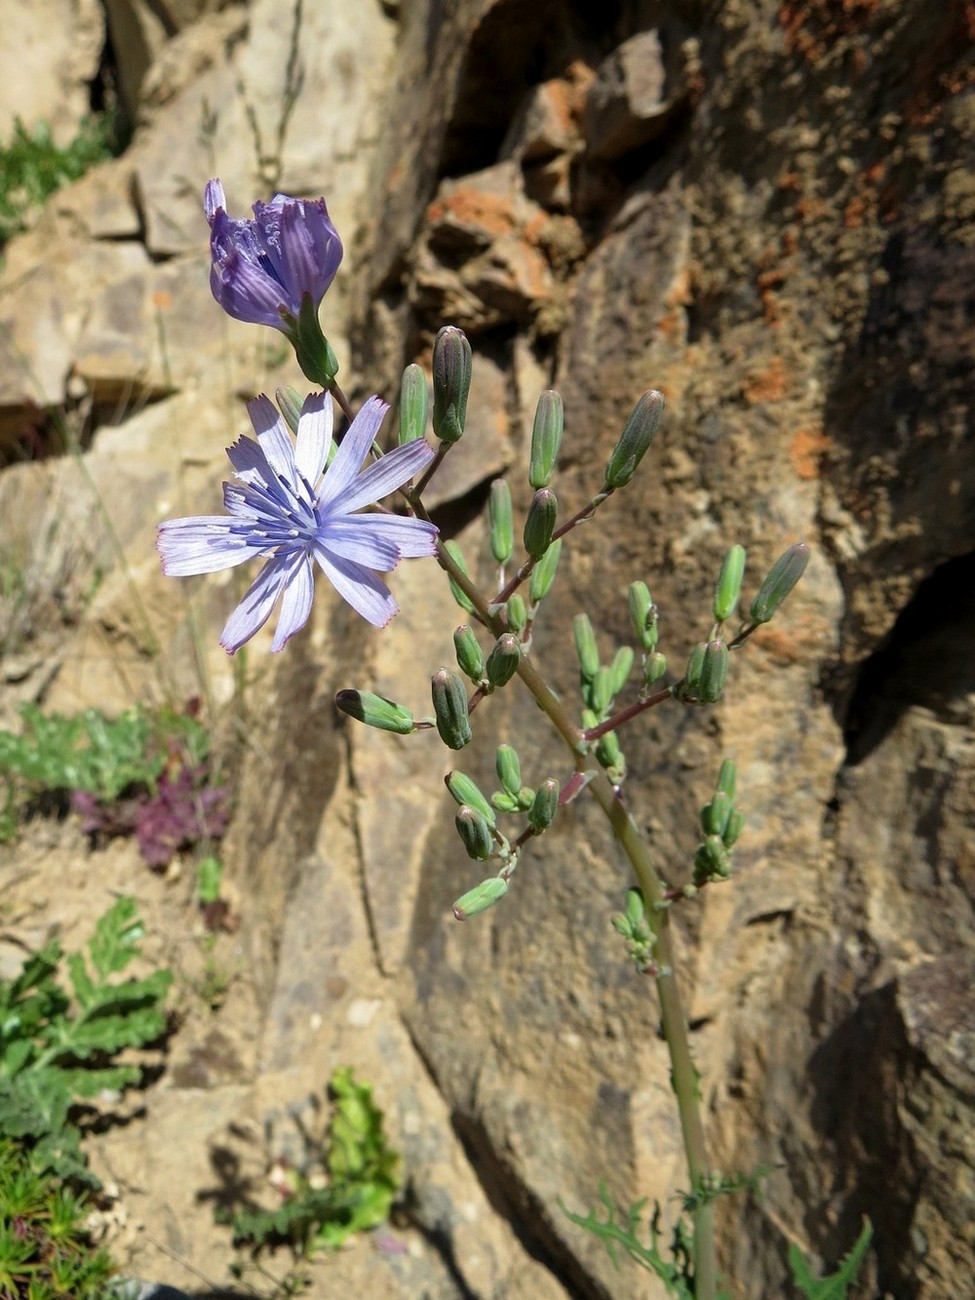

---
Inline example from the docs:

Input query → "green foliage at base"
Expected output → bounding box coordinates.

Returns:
[0,897,172,1187]
[789,1220,873,1299]
[0,1138,116,1299]
[223,1067,400,1294]
[0,116,118,247]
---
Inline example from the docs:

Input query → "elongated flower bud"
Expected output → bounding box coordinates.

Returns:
[589,665,614,714]
[486,634,521,688]
[683,642,707,694]
[595,729,622,770]
[723,807,746,847]
[432,326,472,444]
[495,744,522,797]
[523,488,558,558]
[573,613,599,682]
[701,790,732,837]
[643,651,667,686]
[716,758,737,801]
[628,581,658,650]
[609,646,634,695]
[489,480,514,564]
[276,385,304,435]
[529,390,563,488]
[749,542,810,624]
[604,390,664,489]
[453,624,484,683]
[443,541,475,614]
[697,640,729,703]
[694,834,732,884]
[455,805,495,860]
[529,538,562,604]
[491,790,521,813]
[505,594,527,634]
[528,778,559,833]
[334,689,414,734]
[714,545,746,622]
[445,772,496,826]
[432,667,471,749]
[399,363,429,444]
[453,876,508,920]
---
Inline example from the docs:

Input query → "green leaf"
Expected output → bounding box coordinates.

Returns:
[788,1221,873,1300]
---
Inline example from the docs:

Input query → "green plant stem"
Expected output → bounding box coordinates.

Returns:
[429,535,717,1298]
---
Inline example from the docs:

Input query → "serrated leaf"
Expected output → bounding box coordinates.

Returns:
[66,951,96,1010]
[88,896,142,977]
[788,1221,873,1300]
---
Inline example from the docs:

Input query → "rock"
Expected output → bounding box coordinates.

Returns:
[0,0,104,145]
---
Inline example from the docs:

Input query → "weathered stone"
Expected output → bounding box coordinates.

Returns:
[0,0,104,145]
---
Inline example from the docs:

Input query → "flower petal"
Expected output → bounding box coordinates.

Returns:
[316,396,388,511]
[157,517,261,574]
[323,512,439,564]
[219,556,288,653]
[208,239,290,330]
[247,395,299,493]
[275,197,343,305]
[226,434,273,487]
[312,545,398,627]
[204,178,226,223]
[334,438,435,514]
[270,553,315,651]
[294,391,333,487]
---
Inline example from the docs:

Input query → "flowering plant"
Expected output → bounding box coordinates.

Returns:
[160,178,816,1298]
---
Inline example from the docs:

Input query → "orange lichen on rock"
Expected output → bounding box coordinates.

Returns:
[743,356,789,405]
[426,189,517,240]
[789,426,831,479]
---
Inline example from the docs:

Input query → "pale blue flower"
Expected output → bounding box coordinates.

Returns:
[158,393,438,652]
[204,179,343,331]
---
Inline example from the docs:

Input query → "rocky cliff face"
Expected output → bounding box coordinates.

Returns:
[1,1,972,1296]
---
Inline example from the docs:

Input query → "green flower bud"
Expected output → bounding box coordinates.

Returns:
[505,593,527,634]
[432,667,472,749]
[455,805,495,860]
[611,912,631,937]
[489,479,514,564]
[495,744,522,797]
[723,807,746,847]
[609,645,634,695]
[716,758,737,801]
[523,488,558,559]
[595,729,622,770]
[432,325,473,444]
[643,651,667,686]
[683,642,707,693]
[452,875,508,920]
[528,778,559,833]
[693,835,732,885]
[697,640,729,703]
[443,541,475,614]
[529,389,563,488]
[294,294,339,386]
[701,790,732,837]
[590,665,614,714]
[580,707,599,731]
[516,785,535,810]
[276,385,304,435]
[453,624,484,683]
[445,772,496,827]
[629,581,658,651]
[399,362,429,444]
[529,538,562,604]
[334,689,414,734]
[625,887,646,929]
[714,545,746,622]
[491,790,521,814]
[604,389,664,489]
[749,542,810,624]
[486,633,522,688]
[573,613,600,682]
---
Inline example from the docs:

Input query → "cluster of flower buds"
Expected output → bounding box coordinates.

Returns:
[574,614,632,784]
[692,759,745,888]
[446,746,561,919]
[611,887,658,974]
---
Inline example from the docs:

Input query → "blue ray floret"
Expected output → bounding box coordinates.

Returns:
[157,392,438,653]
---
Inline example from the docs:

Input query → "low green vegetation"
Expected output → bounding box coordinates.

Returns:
[223,1067,401,1295]
[0,897,172,1298]
[0,115,118,248]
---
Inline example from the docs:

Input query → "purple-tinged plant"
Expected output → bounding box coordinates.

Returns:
[204,179,343,382]
[157,391,438,652]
